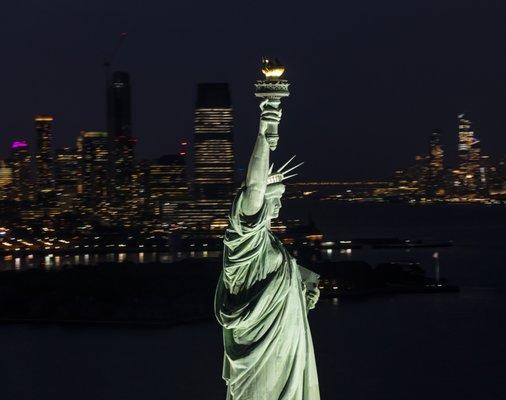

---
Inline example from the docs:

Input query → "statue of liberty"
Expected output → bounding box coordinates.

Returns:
[215,59,321,400]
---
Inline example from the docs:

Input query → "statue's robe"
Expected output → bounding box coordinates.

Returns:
[215,189,320,400]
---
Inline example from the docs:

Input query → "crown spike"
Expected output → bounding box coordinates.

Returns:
[283,173,298,180]
[277,155,296,173]
[281,161,304,176]
[267,155,303,185]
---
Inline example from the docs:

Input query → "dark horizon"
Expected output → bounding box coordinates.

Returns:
[1,0,506,180]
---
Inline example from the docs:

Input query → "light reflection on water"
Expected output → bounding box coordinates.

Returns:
[0,205,502,400]
[0,251,222,271]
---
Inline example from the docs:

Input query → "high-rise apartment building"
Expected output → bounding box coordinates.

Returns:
[0,160,11,187]
[0,160,12,200]
[79,131,110,220]
[428,129,444,196]
[35,115,55,193]
[55,147,81,213]
[147,154,189,228]
[190,83,235,231]
[10,140,33,201]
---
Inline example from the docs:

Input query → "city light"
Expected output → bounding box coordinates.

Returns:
[11,140,28,149]
[0,73,502,263]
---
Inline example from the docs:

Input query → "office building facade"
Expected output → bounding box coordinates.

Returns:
[191,83,235,231]
[10,140,34,201]
[79,131,110,220]
[35,115,55,193]
[107,71,137,223]
[457,113,482,194]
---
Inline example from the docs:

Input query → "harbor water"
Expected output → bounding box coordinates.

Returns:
[0,203,504,400]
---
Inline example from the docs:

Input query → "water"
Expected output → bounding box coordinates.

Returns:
[0,203,504,399]
[283,201,506,245]
[0,251,220,271]
[0,292,503,400]
[284,201,506,287]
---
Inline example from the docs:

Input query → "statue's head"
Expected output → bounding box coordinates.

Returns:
[263,155,302,220]
[265,183,285,220]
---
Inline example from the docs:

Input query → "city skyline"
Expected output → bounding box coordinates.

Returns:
[1,73,504,182]
[1,1,506,180]
[1,91,502,182]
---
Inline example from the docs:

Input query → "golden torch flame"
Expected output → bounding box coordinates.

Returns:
[261,57,285,79]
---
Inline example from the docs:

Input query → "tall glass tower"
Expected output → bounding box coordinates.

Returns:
[190,83,235,231]
[457,113,481,194]
[35,115,55,193]
[107,71,132,137]
[107,71,137,223]
[428,129,444,196]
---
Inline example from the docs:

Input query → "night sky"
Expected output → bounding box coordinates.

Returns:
[1,0,506,180]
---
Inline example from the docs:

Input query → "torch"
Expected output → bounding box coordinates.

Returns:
[255,57,290,151]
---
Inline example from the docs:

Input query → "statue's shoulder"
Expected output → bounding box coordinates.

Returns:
[265,231,289,270]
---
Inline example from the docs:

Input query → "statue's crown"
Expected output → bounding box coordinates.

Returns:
[267,155,303,185]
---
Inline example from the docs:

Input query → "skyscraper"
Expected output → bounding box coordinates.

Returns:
[55,147,81,213]
[457,113,482,194]
[79,131,110,221]
[190,83,235,231]
[0,160,12,200]
[107,71,132,138]
[107,71,137,223]
[35,115,55,193]
[147,154,189,229]
[428,129,444,196]
[10,140,33,201]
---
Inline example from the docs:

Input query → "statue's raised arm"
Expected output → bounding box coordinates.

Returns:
[241,57,289,216]
[241,99,282,216]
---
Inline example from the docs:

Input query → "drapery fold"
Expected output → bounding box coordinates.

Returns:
[215,188,320,400]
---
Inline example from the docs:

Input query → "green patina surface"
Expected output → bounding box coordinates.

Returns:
[215,70,320,399]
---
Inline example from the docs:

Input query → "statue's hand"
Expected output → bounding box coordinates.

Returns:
[306,287,320,310]
[259,98,281,113]
[259,102,282,125]
[259,99,282,151]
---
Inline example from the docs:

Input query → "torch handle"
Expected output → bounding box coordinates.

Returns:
[259,98,282,151]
